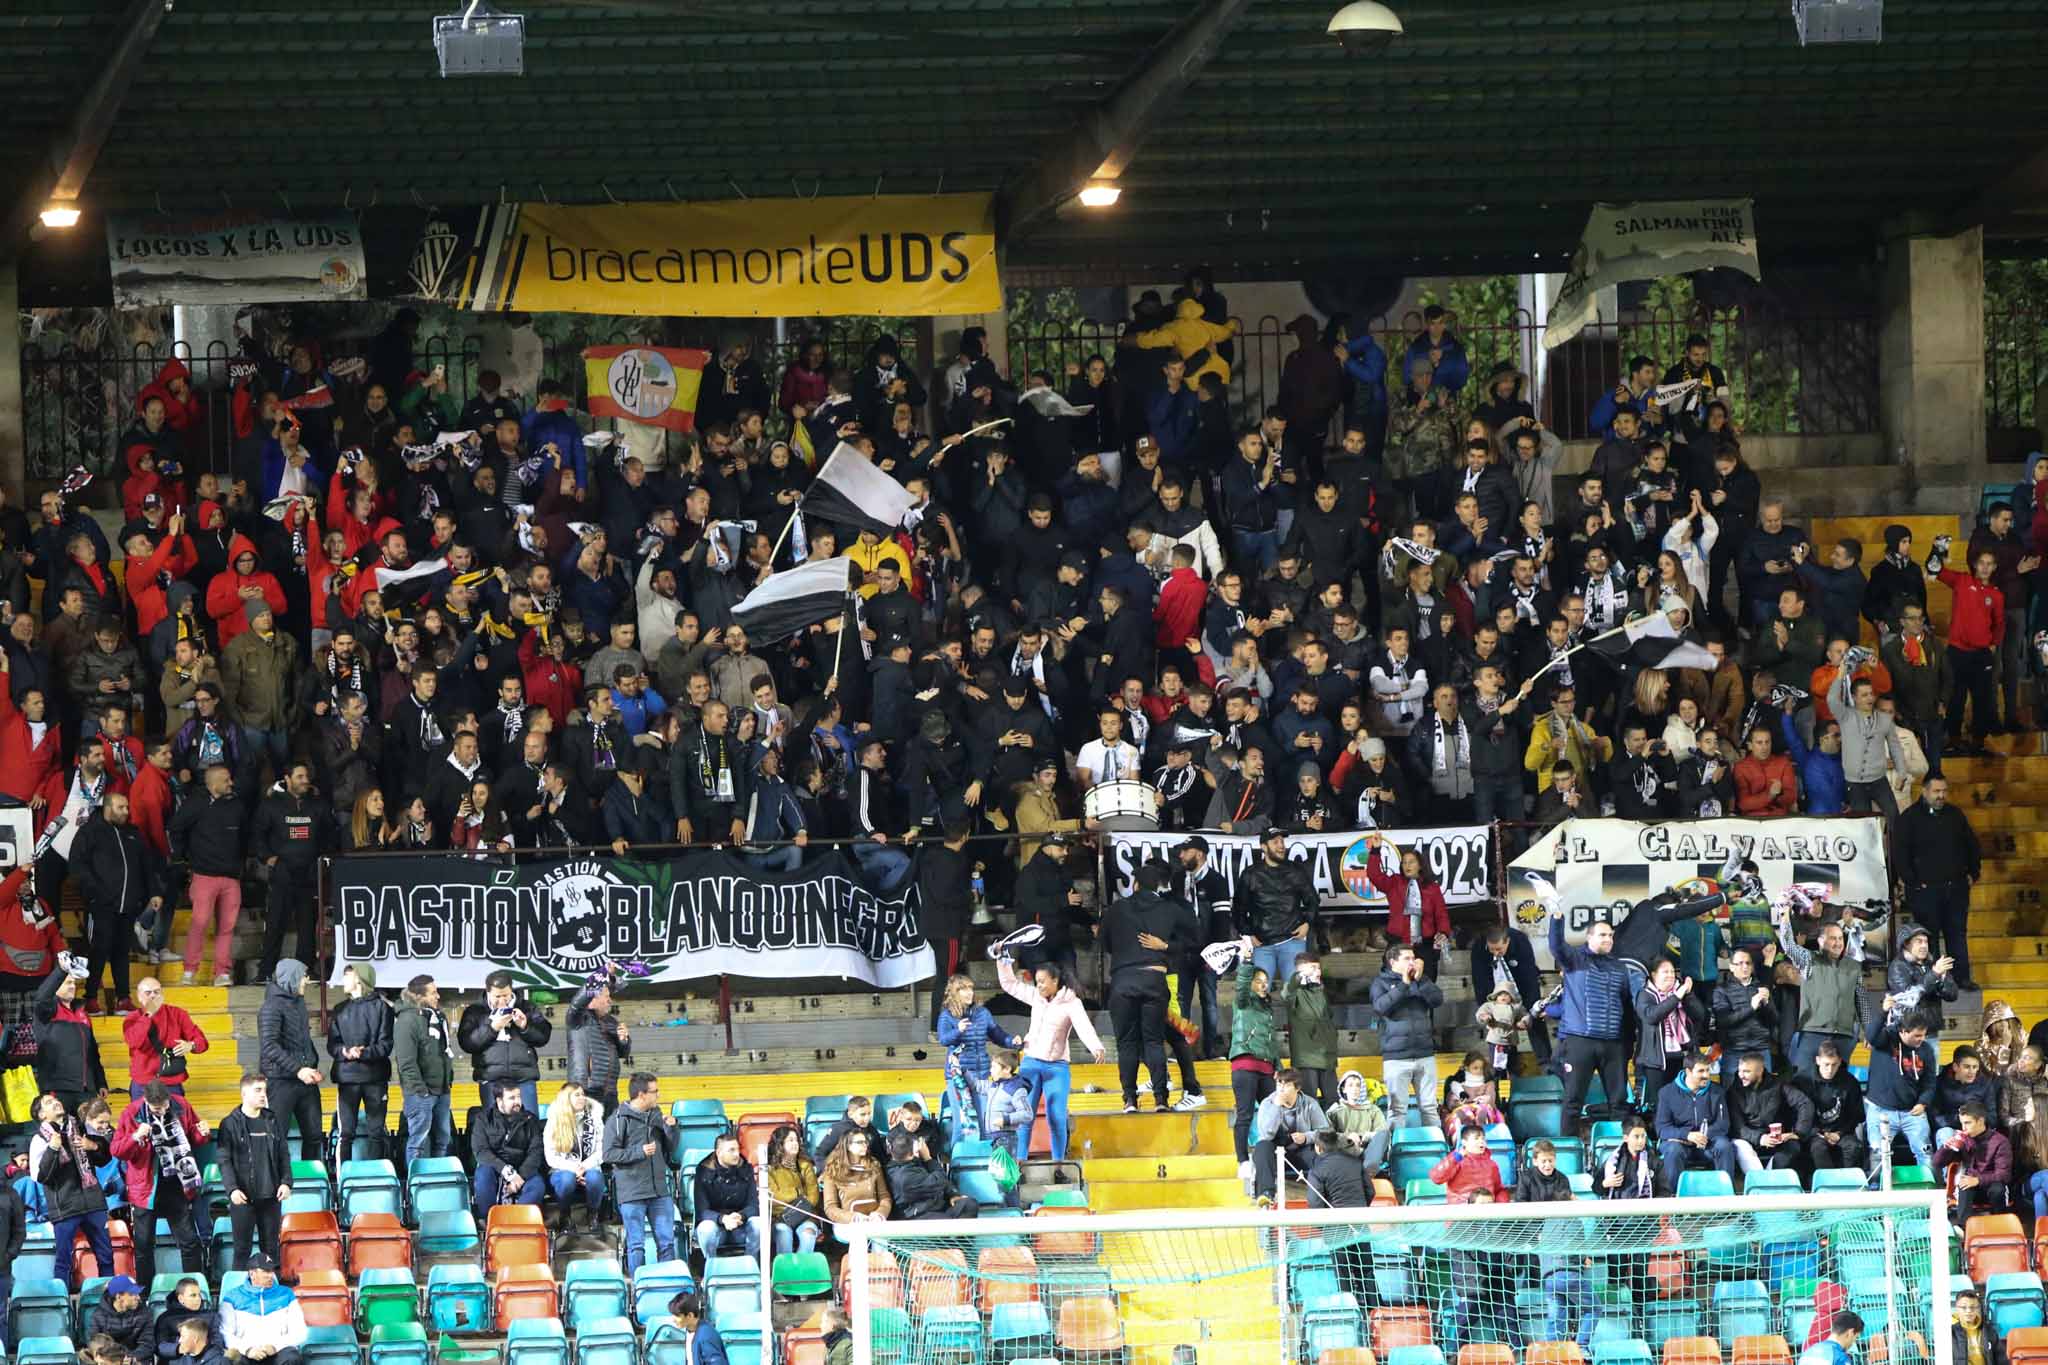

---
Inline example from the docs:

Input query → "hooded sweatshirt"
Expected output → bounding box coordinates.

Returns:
[203,535,287,645]
[258,960,319,1083]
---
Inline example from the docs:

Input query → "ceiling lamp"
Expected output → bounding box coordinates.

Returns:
[39,204,81,229]
[1327,1,1402,54]
[1077,181,1121,209]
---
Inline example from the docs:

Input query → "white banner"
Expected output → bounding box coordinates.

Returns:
[1544,200,1760,350]
[1106,825,1493,912]
[1511,816,1889,969]
[108,212,368,308]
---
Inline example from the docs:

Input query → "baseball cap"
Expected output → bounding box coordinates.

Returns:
[108,1275,144,1296]
[141,492,162,509]
[1260,827,1289,842]
[1177,835,1209,855]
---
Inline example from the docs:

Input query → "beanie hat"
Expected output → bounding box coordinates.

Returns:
[1884,524,1912,554]
[246,598,272,626]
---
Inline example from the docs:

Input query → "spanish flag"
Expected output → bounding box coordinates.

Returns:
[582,345,711,433]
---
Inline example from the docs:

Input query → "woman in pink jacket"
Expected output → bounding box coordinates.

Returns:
[997,954,1106,1162]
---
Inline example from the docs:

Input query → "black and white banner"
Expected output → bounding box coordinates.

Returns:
[108,212,368,308]
[1106,825,1493,912]
[1545,199,1759,349]
[329,849,934,991]
[1511,816,1890,969]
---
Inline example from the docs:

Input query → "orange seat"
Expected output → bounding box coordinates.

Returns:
[347,1212,413,1276]
[1971,1241,2032,1282]
[1057,1297,1124,1352]
[785,1343,827,1365]
[1969,1214,2027,1241]
[485,1203,549,1276]
[735,1112,797,1163]
[1868,1332,1929,1365]
[1729,1336,1792,1365]
[836,1251,902,1309]
[909,1248,969,1316]
[1371,1178,1397,1207]
[1663,1338,1724,1365]
[279,1210,344,1283]
[1461,1346,1517,1365]
[2007,1328,2048,1365]
[1030,1206,1099,1258]
[1644,1252,1692,1298]
[1372,1307,1433,1354]
[976,1246,1040,1310]
[296,1268,352,1328]
[1529,1344,1587,1365]
[1321,1351,1379,1365]
[494,1262,559,1330]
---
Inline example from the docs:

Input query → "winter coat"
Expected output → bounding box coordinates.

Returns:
[1712,975,1778,1058]
[1653,1078,1730,1145]
[259,970,319,1083]
[327,993,395,1086]
[203,535,287,646]
[565,983,631,1100]
[32,966,107,1098]
[472,1104,545,1182]
[169,790,246,879]
[1549,914,1630,1042]
[90,1289,157,1355]
[822,1158,891,1223]
[1935,1127,2014,1189]
[602,1102,679,1204]
[1280,976,1338,1070]
[1232,856,1324,947]
[221,626,300,731]
[109,1092,207,1208]
[1428,1150,1506,1204]
[1865,1016,1938,1113]
[458,997,553,1086]
[122,1001,208,1088]
[1369,966,1443,1062]
[1727,1074,1815,1149]
[937,1005,1017,1084]
[1228,957,1279,1064]
[72,810,166,917]
[393,998,455,1096]
[1893,799,1983,888]
[215,1105,289,1201]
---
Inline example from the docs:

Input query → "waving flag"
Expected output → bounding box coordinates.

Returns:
[1586,611,1717,672]
[732,555,857,640]
[800,442,916,536]
[583,345,710,433]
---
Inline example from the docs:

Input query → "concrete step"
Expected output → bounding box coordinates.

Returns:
[1944,755,2048,780]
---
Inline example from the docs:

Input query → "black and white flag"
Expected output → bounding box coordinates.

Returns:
[731,555,856,640]
[1587,611,1718,672]
[799,442,916,535]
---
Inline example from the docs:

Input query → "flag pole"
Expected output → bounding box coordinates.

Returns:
[829,593,852,692]
[1520,611,1663,692]
[769,505,800,565]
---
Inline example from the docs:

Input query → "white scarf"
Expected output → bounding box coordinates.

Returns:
[1584,571,1623,631]
[1431,711,1469,777]
[1121,707,1150,750]
[1010,644,1054,718]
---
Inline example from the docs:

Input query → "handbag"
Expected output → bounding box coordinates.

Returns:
[779,1195,819,1230]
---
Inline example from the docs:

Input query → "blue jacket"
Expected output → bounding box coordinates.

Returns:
[1780,712,1845,814]
[937,1004,1019,1082]
[1145,386,1201,467]
[1865,1016,1937,1112]
[521,409,588,486]
[1403,333,1470,397]
[1652,1076,1730,1144]
[609,686,669,738]
[1054,468,1120,550]
[1343,338,1388,412]
[1550,912,1630,1041]
[565,564,631,634]
[741,771,806,846]
[1587,386,1649,443]
[259,441,328,503]
[1795,561,1868,645]
[649,1322,727,1365]
[982,1074,1034,1136]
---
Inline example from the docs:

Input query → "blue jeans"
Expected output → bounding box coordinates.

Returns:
[1866,1103,1934,1177]
[2028,1170,2048,1222]
[748,847,801,874]
[1231,528,1280,574]
[1546,1269,1596,1348]
[621,1197,676,1276]
[549,1168,605,1213]
[696,1215,764,1262]
[1018,1057,1070,1160]
[1179,965,1222,1057]
[852,841,912,892]
[404,1093,454,1163]
[242,726,288,780]
[472,1166,545,1218]
[1252,936,1308,985]
[53,1210,113,1285]
[773,1219,821,1256]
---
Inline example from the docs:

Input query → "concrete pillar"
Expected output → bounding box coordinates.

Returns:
[1879,226,1985,465]
[0,262,20,503]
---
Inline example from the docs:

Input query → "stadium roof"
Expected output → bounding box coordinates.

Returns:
[7,0,2048,297]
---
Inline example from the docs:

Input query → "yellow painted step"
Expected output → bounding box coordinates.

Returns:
[1956,807,2048,831]
[1087,1178,1249,1213]
[1955,781,2048,807]
[1977,962,2048,985]
[1123,1269,1286,1365]
[1080,1155,1242,1182]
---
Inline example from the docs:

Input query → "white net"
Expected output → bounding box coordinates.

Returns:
[848,1191,1951,1365]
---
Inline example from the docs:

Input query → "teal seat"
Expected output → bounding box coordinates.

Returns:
[918,1303,982,1361]
[378,1326,438,1365]
[17,1337,78,1365]
[339,1159,402,1222]
[1715,1280,1774,1340]
[718,1307,768,1365]
[9,1278,71,1346]
[1594,1341,1656,1365]
[1569,1172,1596,1200]
[1403,1177,1446,1206]
[632,1260,697,1326]
[1675,1170,1734,1198]
[1812,1167,1868,1193]
[575,1314,640,1365]
[304,1322,363,1365]
[1533,1137,1586,1176]
[1987,1272,2046,1336]
[1743,1169,1802,1194]
[565,1258,629,1329]
[989,1300,1053,1357]
[1387,1348,1447,1365]
[705,1254,758,1284]
[504,1318,568,1365]
[417,1209,480,1254]
[426,1262,491,1334]
[802,1094,851,1120]
[872,1092,926,1121]
[866,1306,912,1365]
[1642,1299,1701,1346]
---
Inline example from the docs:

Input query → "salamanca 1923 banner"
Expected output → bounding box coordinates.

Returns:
[329,850,935,993]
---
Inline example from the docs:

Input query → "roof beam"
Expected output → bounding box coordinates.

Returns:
[4,0,170,258]
[1946,137,2048,235]
[996,0,1254,241]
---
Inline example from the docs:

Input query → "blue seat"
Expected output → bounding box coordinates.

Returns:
[1387,1347,1447,1365]
[504,1318,568,1365]
[1594,1341,1656,1365]
[717,1307,768,1365]
[1987,1271,2047,1335]
[75,1276,114,1339]
[705,1253,758,1284]
[417,1209,480,1255]
[339,1159,403,1222]
[918,1303,982,1361]
[1533,1138,1586,1176]
[802,1095,851,1120]
[989,1300,1053,1357]
[407,1155,469,1218]
[1642,1299,1702,1346]
[575,1314,640,1365]
[1484,1123,1518,1185]
[706,1281,759,1323]
[16,1337,78,1365]
[1847,1278,1891,1338]
[426,1262,491,1334]
[370,1322,432,1365]
[1675,1170,1734,1199]
[565,1258,630,1330]
[1569,1172,1596,1200]
[1812,1167,1868,1193]
[9,1277,71,1345]
[304,1322,363,1365]
[632,1260,697,1327]
[1744,1169,1802,1194]
[1715,1280,1774,1341]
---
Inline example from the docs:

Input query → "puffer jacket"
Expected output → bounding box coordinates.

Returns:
[458,997,553,1086]
[886,1160,960,1220]
[1712,973,1778,1058]
[1369,965,1443,1062]
[257,962,319,1082]
[693,1152,756,1218]
[1232,857,1324,947]
[602,1102,678,1204]
[767,1157,821,1214]
[565,982,630,1101]
[326,990,394,1086]
[1549,913,1629,1041]
[1228,956,1279,1063]
[33,965,108,1098]
[472,1104,544,1181]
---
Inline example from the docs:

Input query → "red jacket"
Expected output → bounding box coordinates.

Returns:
[122,1002,210,1090]
[326,467,400,558]
[126,533,197,638]
[1153,568,1207,649]
[0,682,62,813]
[1734,753,1798,815]
[1429,1150,1506,1204]
[1937,568,2005,652]
[519,633,578,726]
[129,762,173,858]
[0,868,62,984]
[1364,862,1452,943]
[204,534,287,644]
[98,733,144,797]
[135,359,202,432]
[109,1091,209,1206]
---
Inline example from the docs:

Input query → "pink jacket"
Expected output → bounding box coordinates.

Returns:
[998,958,1105,1065]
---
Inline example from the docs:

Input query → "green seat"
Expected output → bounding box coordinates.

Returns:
[872,1092,926,1121]
[771,1252,832,1299]
[358,1267,421,1331]
[1404,1177,1446,1205]
[1039,1189,1088,1209]
[1892,1164,1936,1190]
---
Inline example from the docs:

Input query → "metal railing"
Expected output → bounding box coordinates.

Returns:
[1988,307,2048,441]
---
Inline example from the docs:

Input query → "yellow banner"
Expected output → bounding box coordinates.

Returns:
[436,194,1000,317]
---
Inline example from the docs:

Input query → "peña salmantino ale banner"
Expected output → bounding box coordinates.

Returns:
[408,193,1000,317]
[329,849,935,992]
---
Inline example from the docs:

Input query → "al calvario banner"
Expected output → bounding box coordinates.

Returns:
[329,849,934,992]
[1511,816,1889,970]
[1106,826,1493,911]
[107,212,368,308]
[408,194,1000,317]
[1543,199,1759,349]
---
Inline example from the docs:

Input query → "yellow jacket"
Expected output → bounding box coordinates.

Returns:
[1003,783,1083,868]
[1136,299,1240,389]
[1523,712,1613,790]
[845,537,911,599]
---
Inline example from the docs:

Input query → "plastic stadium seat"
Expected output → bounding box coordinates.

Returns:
[1387,1348,1448,1365]
[1715,1282,1775,1341]
[357,1267,421,1331]
[1868,1333,1930,1365]
[989,1301,1053,1358]
[733,1112,796,1162]
[1987,1271,2047,1334]
[1674,1170,1735,1199]
[772,1252,832,1299]
[1729,1337,1792,1365]
[1373,1307,1434,1354]
[836,1252,902,1311]
[1372,1178,1398,1206]
[1535,1138,1586,1176]
[1322,1352,1379,1365]
[2009,1329,2048,1365]
[417,1210,480,1255]
[975,1245,1039,1309]
[16,1337,78,1365]
[1595,1343,1656,1365]
[290,1160,334,1211]
[1529,1344,1588,1365]
[1742,1170,1801,1194]
[348,1211,413,1276]
[485,1203,550,1275]
[908,1248,970,1316]
[1056,1296,1124,1353]
[304,1322,362,1365]
[495,1262,560,1329]
[505,1318,570,1365]
[295,1268,353,1328]
[369,1322,431,1365]
[564,1259,629,1330]
[426,1263,491,1334]
[407,1156,469,1218]
[1810,1169,1868,1193]
[575,1314,639,1365]
[1660,1335,1721,1365]
[1029,1207,1099,1258]
[919,1303,981,1360]
[1459,1346,1517,1365]
[633,1261,698,1325]
[280,1210,344,1281]
[339,1159,403,1222]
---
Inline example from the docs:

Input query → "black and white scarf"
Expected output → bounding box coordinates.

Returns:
[147,1105,202,1201]
[416,702,445,751]
[1121,706,1150,751]
[1010,644,1054,718]
[1508,578,1542,625]
[1583,570,1624,632]
[498,701,526,748]
[589,720,617,772]
[694,728,732,799]
[1153,762,1198,807]
[1430,712,1470,777]
[326,647,365,697]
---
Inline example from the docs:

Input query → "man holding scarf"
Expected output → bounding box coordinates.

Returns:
[670,699,744,845]
[1406,684,1475,823]
[110,1080,208,1282]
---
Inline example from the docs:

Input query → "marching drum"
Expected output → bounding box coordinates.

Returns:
[1084,779,1161,832]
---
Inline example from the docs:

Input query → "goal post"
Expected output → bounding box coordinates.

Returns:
[846,1189,1953,1365]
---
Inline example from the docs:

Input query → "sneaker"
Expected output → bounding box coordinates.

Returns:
[1174,1092,1208,1112]
[113,997,134,1015]
[1137,1080,1153,1094]
[147,949,163,965]
[1121,1102,1139,1115]
[1254,1195,1275,1209]
[1239,1159,1254,1194]
[84,997,105,1016]
[212,973,233,987]
[1154,1104,1172,1114]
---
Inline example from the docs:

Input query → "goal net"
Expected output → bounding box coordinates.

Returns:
[845,1189,1951,1365]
